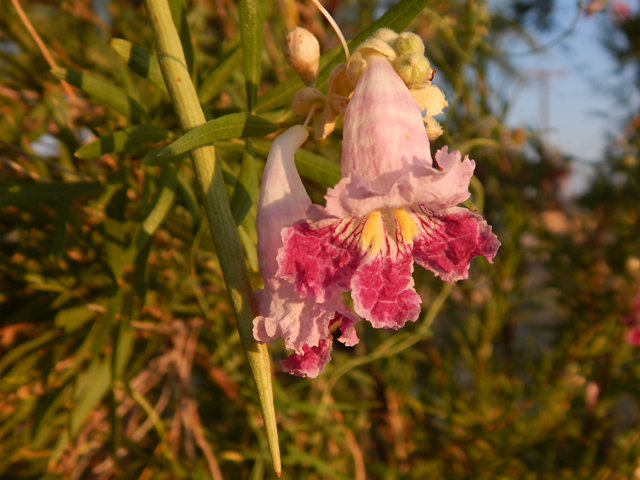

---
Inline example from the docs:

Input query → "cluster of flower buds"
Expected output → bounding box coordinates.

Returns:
[283,27,448,140]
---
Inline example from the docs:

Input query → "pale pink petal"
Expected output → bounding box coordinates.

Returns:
[323,146,475,218]
[257,125,312,279]
[411,205,500,283]
[341,53,431,181]
[254,279,360,354]
[254,126,362,371]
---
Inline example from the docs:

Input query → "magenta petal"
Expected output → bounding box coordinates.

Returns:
[412,205,500,282]
[277,217,363,302]
[280,337,333,378]
[351,250,422,329]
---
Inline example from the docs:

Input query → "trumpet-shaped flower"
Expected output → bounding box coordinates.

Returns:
[253,126,359,378]
[254,40,500,377]
[277,52,499,331]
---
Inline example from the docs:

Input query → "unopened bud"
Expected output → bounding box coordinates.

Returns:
[392,52,431,86]
[394,32,424,56]
[283,27,320,85]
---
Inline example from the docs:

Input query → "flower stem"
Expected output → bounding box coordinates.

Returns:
[143,0,280,475]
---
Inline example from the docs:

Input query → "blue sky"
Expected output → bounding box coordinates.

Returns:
[493,0,640,193]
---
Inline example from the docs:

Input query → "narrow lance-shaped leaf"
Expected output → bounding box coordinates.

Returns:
[53,198,71,260]
[255,0,431,113]
[230,139,258,225]
[238,0,266,112]
[159,113,278,157]
[135,164,178,250]
[0,182,103,207]
[52,68,150,124]
[75,125,173,158]
[110,38,168,92]
[198,44,242,104]
[176,171,202,234]
[104,183,128,280]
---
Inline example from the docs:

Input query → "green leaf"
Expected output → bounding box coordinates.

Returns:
[113,313,134,380]
[176,171,201,234]
[168,0,194,76]
[54,306,97,333]
[104,183,128,280]
[0,182,103,207]
[70,358,112,437]
[53,198,71,260]
[31,387,70,449]
[238,224,258,273]
[460,198,477,211]
[252,139,341,188]
[134,234,153,301]
[469,175,485,213]
[198,44,243,104]
[75,125,173,158]
[0,331,56,376]
[159,113,278,157]
[110,38,168,92]
[142,147,190,166]
[135,164,178,250]
[0,351,40,393]
[230,140,258,225]
[52,68,150,124]
[255,0,431,113]
[238,0,266,112]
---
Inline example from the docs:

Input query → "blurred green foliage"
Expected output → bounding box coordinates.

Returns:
[1,0,640,479]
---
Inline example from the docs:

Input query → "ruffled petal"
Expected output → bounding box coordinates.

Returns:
[411,205,501,283]
[351,249,421,329]
[324,146,475,219]
[279,208,423,329]
[280,337,333,378]
[254,279,360,353]
[277,216,364,302]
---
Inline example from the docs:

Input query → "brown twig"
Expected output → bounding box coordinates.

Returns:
[9,0,78,102]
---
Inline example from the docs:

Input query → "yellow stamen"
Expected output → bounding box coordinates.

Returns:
[361,209,383,256]
[394,208,418,242]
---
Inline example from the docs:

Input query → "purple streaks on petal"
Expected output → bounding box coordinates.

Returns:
[277,218,364,302]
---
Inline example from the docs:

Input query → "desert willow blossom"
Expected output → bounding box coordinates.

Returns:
[253,27,500,377]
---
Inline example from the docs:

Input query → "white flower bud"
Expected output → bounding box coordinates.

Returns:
[283,27,320,86]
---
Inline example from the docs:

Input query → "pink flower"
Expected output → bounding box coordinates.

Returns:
[254,51,500,377]
[612,1,632,20]
[277,53,499,330]
[253,126,359,378]
[621,283,640,347]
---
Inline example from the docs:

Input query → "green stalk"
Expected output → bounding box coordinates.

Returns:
[143,0,280,475]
